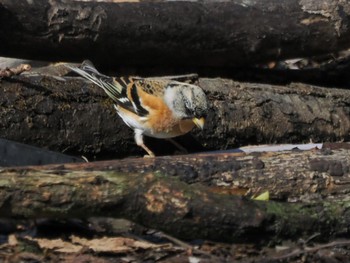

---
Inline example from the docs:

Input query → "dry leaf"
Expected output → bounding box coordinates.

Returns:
[28,237,82,253]
[24,235,170,255]
[71,236,168,253]
[71,236,131,253]
[252,191,270,201]
[8,234,18,246]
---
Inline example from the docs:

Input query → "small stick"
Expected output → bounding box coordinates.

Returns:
[0,64,31,78]
[274,239,350,260]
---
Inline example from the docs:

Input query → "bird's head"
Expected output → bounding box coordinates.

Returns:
[164,81,208,129]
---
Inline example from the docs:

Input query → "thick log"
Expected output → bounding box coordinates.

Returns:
[0,72,350,158]
[25,143,350,202]
[1,0,350,68]
[1,148,350,242]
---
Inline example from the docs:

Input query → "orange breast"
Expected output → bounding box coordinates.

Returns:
[138,88,195,137]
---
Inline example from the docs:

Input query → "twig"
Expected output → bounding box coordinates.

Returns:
[156,232,193,250]
[157,232,224,261]
[274,239,350,260]
[0,64,31,78]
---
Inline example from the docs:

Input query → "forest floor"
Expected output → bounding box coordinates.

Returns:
[1,217,350,262]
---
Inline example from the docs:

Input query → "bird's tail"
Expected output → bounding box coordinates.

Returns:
[66,60,122,102]
[66,60,108,87]
[79,60,101,75]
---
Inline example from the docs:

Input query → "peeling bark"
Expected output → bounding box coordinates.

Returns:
[0,64,31,77]
[0,0,350,68]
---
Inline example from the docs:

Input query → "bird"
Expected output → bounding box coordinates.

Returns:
[67,60,208,157]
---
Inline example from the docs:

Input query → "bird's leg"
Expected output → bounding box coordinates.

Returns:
[166,138,188,154]
[134,130,155,157]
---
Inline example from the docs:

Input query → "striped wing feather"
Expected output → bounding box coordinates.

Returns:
[67,61,157,116]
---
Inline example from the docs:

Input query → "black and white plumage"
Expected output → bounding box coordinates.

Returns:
[67,60,208,156]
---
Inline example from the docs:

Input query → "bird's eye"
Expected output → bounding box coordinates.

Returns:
[194,107,206,118]
[184,100,192,116]
[185,100,191,109]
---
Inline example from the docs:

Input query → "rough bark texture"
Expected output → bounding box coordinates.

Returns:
[26,143,350,202]
[0,72,350,158]
[1,147,350,242]
[1,0,350,68]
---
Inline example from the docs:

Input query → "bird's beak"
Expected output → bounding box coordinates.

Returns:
[192,117,205,129]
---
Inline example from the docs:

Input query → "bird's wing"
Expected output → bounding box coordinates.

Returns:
[134,78,169,98]
[67,61,149,116]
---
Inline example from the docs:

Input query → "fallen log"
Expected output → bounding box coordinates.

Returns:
[23,143,350,202]
[1,0,350,68]
[1,147,350,242]
[0,72,349,158]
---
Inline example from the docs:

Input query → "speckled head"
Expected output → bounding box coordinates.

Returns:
[164,81,208,129]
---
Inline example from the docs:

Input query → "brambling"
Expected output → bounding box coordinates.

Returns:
[67,61,208,157]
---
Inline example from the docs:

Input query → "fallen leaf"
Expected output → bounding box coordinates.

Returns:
[8,234,18,246]
[252,191,270,201]
[27,237,82,253]
[71,236,169,253]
